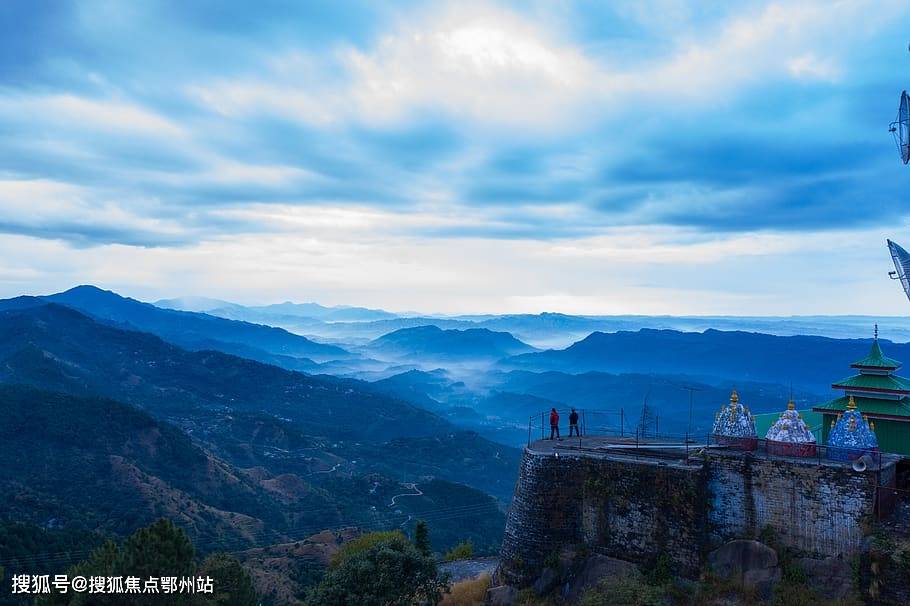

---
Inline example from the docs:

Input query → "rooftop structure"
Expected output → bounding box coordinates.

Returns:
[765,399,817,457]
[813,327,910,456]
[711,389,757,450]
[827,395,880,461]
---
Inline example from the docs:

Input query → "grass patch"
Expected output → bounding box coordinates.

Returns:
[440,574,491,606]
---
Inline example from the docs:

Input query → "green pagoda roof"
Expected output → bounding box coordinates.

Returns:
[813,395,910,418]
[851,339,901,369]
[832,372,910,393]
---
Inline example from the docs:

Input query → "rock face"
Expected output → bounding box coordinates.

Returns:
[564,555,639,602]
[794,556,853,601]
[532,567,560,595]
[707,540,781,599]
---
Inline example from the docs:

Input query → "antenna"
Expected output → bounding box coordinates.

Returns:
[888,42,909,163]
[891,91,910,164]
[678,383,705,438]
[887,239,910,302]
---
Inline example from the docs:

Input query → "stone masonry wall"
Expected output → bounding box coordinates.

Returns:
[499,445,889,586]
[499,449,707,584]
[708,453,878,556]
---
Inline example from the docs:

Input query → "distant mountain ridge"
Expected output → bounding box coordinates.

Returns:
[501,328,910,393]
[365,325,537,361]
[159,295,399,323]
[0,285,350,363]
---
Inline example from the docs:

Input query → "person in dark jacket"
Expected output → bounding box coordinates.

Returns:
[549,407,560,440]
[569,408,580,437]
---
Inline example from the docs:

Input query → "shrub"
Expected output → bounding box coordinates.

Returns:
[329,530,406,570]
[444,541,474,562]
[308,533,447,606]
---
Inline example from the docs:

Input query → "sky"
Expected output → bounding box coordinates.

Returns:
[1,0,909,315]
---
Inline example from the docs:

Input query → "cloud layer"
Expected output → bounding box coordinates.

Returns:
[1,0,909,313]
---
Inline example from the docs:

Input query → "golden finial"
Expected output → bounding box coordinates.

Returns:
[847,395,857,410]
[730,389,739,404]
[787,399,796,411]
[870,420,876,431]
[831,418,836,428]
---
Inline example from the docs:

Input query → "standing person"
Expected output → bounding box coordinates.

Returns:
[549,407,560,440]
[569,408,580,437]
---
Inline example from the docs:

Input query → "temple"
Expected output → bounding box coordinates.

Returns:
[813,327,910,456]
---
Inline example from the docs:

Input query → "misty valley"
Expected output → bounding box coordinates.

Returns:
[0,285,903,603]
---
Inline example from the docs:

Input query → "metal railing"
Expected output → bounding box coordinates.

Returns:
[527,408,656,445]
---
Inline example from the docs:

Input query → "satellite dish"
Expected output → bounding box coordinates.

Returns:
[887,239,910,302]
[890,90,910,164]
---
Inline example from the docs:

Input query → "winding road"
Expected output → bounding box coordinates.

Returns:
[389,483,422,507]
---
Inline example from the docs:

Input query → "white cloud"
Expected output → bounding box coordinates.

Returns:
[184,1,907,132]
[0,94,186,139]
[0,179,192,245]
[344,4,598,128]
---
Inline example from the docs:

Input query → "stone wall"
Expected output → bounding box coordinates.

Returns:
[499,444,894,586]
[499,449,707,583]
[708,453,879,556]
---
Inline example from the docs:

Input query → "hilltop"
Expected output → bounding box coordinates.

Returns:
[366,325,537,362]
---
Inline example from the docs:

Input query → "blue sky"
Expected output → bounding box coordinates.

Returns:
[1,0,909,314]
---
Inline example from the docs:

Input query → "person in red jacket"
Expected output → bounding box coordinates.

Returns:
[549,407,560,440]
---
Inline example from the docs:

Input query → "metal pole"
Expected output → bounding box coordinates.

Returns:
[528,417,532,446]
[620,409,624,437]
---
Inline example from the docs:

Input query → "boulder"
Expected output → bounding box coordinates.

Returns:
[565,554,639,602]
[707,540,781,599]
[485,584,517,606]
[794,556,853,600]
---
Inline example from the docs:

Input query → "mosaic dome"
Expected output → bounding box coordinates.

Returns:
[712,390,757,439]
[827,396,878,460]
[765,400,817,444]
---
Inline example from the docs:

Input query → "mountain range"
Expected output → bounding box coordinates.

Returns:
[364,325,537,362]
[6,282,910,600]
[500,328,910,394]
[4,285,351,363]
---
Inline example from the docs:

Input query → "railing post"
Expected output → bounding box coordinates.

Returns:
[620,409,624,437]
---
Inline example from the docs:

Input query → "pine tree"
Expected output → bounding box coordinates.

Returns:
[414,520,432,557]
[198,553,257,606]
